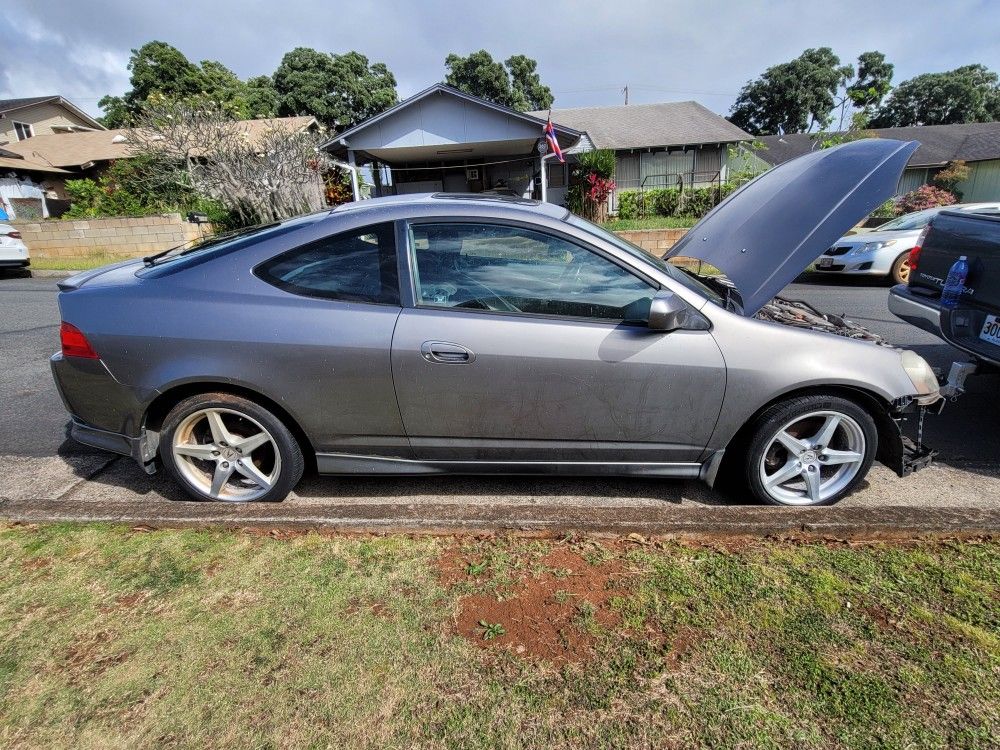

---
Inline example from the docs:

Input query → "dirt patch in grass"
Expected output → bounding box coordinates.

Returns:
[440,545,630,665]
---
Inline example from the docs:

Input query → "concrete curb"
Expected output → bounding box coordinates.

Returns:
[1,498,997,537]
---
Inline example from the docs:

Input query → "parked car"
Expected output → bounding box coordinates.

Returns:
[0,223,30,270]
[889,209,1000,393]
[814,203,1000,284]
[51,139,942,507]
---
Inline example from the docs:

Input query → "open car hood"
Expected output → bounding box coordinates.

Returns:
[667,138,919,315]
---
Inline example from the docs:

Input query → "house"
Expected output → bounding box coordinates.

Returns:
[754,122,1000,202]
[1,116,319,201]
[0,95,105,145]
[530,101,752,210]
[322,84,752,209]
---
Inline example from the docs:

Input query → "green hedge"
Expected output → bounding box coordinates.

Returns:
[617,183,737,221]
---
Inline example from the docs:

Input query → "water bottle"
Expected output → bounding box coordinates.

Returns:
[941,255,969,309]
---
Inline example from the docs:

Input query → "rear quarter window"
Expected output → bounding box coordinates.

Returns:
[255,221,399,305]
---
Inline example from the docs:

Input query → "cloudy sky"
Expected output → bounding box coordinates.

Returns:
[1,0,998,118]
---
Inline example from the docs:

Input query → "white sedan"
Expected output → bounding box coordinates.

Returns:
[814,202,1000,284]
[0,223,30,270]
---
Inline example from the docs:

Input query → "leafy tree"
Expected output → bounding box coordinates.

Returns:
[444,51,553,111]
[99,41,266,126]
[505,55,554,111]
[872,64,1000,126]
[728,48,853,135]
[847,51,894,113]
[244,76,280,119]
[273,47,397,131]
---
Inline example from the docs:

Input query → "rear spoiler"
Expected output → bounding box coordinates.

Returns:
[56,259,141,291]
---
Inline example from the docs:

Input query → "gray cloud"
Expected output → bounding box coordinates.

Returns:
[2,0,997,118]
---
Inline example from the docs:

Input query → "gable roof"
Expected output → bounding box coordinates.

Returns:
[0,95,105,131]
[323,83,582,152]
[530,101,751,150]
[3,116,318,168]
[754,122,1000,168]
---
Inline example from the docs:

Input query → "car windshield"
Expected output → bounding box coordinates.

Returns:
[874,207,942,232]
[567,215,725,307]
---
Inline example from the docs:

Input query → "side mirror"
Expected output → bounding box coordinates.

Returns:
[631,291,710,332]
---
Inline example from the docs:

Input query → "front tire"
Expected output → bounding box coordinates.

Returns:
[160,393,304,502]
[743,395,877,506]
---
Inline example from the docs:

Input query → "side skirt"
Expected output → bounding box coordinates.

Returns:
[315,452,703,478]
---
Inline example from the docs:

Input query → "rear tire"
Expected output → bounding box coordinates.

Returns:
[742,394,877,506]
[890,252,912,285]
[160,393,303,502]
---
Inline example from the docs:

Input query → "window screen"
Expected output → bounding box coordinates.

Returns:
[257,222,399,305]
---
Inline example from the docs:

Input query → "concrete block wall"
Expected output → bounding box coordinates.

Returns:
[13,214,213,259]
[613,228,689,258]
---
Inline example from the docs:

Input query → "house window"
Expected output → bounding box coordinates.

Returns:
[13,122,34,141]
[546,163,566,188]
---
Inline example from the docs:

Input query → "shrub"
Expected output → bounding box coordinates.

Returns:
[931,160,970,199]
[678,184,736,218]
[576,148,616,179]
[616,190,641,220]
[896,185,957,214]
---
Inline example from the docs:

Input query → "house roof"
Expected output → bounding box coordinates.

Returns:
[0,95,105,131]
[3,116,318,168]
[530,101,752,150]
[754,122,1000,168]
[323,83,582,153]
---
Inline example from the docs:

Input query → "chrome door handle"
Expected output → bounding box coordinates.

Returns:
[420,341,475,364]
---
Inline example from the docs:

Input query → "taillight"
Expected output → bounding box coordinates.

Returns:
[6,231,21,239]
[908,225,930,275]
[60,322,99,359]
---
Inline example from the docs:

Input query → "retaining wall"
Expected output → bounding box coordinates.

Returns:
[13,214,212,259]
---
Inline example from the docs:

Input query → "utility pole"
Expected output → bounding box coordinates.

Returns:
[622,85,629,105]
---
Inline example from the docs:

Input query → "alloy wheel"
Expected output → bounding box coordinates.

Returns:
[171,407,281,502]
[758,410,866,506]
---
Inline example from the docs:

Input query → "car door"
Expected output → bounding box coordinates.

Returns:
[390,219,726,464]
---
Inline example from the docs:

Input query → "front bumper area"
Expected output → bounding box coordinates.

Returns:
[0,258,30,268]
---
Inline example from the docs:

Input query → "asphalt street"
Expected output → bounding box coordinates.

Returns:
[1,271,998,523]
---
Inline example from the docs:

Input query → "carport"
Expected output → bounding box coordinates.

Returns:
[321,84,583,204]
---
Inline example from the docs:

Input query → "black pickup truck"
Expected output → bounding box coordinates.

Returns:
[889,209,1000,393]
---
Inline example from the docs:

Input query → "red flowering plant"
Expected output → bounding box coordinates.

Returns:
[567,148,617,221]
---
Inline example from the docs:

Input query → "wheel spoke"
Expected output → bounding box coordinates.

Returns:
[802,468,822,503]
[765,458,802,488]
[234,460,272,489]
[776,430,808,454]
[811,415,841,448]
[206,410,235,446]
[235,431,270,455]
[174,442,217,460]
[821,448,864,466]
[209,462,235,497]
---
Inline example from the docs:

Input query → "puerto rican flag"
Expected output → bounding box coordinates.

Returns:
[544,115,564,163]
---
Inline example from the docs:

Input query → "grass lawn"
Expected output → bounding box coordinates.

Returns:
[29,254,127,271]
[603,216,700,231]
[1,525,997,749]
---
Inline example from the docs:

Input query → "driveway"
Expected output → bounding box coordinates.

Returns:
[2,273,999,533]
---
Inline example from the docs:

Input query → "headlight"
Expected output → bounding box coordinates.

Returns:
[900,350,940,404]
[851,239,897,256]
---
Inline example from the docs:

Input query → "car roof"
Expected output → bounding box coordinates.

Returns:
[330,192,570,221]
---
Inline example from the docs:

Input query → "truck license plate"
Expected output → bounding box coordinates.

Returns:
[980,314,1000,347]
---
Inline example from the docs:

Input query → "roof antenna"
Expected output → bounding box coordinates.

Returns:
[622,85,629,105]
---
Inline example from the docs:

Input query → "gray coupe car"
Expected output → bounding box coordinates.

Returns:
[51,139,942,506]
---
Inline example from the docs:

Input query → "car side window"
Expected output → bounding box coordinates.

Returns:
[257,222,399,305]
[408,222,655,321]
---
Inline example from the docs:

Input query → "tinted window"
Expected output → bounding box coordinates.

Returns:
[409,223,654,321]
[258,222,399,304]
